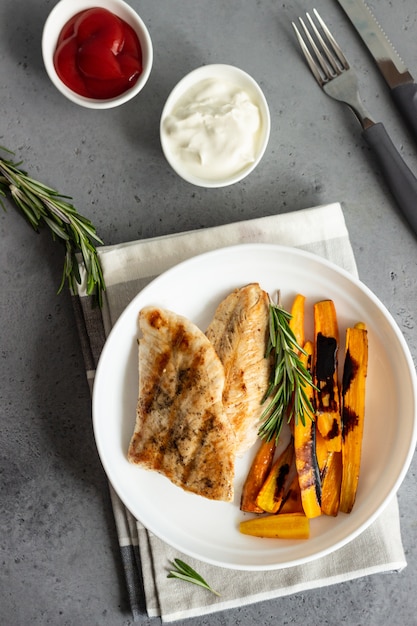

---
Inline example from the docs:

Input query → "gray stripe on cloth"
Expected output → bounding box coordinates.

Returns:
[119,543,145,622]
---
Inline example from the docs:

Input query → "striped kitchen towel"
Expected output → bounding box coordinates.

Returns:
[72,203,406,623]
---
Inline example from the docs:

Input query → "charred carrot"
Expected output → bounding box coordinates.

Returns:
[294,340,322,519]
[315,428,330,474]
[340,323,368,513]
[313,300,342,452]
[240,439,276,513]
[256,439,295,513]
[320,448,342,516]
[279,472,304,514]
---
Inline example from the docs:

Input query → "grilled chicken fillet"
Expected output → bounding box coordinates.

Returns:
[206,283,270,456]
[128,306,236,501]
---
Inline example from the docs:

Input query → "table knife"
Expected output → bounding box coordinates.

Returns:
[336,0,417,141]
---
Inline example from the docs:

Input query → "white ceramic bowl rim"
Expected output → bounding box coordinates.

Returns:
[160,64,271,187]
[42,0,153,109]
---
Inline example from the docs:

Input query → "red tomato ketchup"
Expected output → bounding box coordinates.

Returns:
[54,8,143,99]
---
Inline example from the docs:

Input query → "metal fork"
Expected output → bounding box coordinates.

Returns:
[293,9,417,236]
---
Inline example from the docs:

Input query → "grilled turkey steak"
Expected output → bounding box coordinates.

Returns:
[206,283,270,456]
[128,306,236,501]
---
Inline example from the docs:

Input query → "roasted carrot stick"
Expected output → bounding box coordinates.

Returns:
[289,293,306,349]
[340,323,368,513]
[313,300,342,453]
[320,448,342,516]
[240,439,276,513]
[294,340,322,519]
[279,472,304,514]
[239,513,310,539]
[256,439,295,513]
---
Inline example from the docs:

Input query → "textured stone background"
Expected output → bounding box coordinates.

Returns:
[1,1,416,624]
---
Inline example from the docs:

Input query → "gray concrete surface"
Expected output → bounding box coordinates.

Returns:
[1,1,417,624]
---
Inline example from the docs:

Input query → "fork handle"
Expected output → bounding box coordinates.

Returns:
[362,122,417,235]
[391,83,417,144]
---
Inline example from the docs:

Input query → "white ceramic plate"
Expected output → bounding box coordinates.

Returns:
[92,244,417,570]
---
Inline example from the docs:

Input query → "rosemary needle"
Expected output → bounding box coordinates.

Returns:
[0,146,105,306]
[167,559,220,596]
[258,300,316,444]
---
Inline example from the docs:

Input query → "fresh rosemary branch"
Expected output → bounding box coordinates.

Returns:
[258,301,316,444]
[167,558,220,596]
[0,147,105,306]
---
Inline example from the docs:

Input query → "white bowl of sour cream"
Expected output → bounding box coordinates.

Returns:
[160,64,270,187]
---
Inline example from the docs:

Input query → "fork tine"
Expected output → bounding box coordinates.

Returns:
[305,12,340,75]
[292,9,350,87]
[299,16,332,78]
[312,9,349,71]
[292,20,325,85]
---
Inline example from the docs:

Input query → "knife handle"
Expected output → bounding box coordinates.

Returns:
[391,82,417,143]
[362,122,417,235]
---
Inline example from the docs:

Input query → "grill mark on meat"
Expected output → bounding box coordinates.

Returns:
[154,346,208,473]
[172,411,215,485]
[128,306,236,501]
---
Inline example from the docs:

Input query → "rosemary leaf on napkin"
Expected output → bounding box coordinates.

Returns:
[168,559,220,596]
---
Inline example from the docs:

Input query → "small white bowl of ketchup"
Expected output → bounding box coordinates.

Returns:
[42,0,153,108]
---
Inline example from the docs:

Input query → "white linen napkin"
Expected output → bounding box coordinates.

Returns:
[74,203,406,623]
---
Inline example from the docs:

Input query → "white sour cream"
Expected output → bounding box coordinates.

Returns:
[161,78,262,182]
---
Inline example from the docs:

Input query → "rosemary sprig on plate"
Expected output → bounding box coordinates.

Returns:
[167,559,220,596]
[258,300,316,443]
[0,147,105,306]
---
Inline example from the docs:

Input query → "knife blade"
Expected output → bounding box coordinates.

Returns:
[336,0,417,141]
